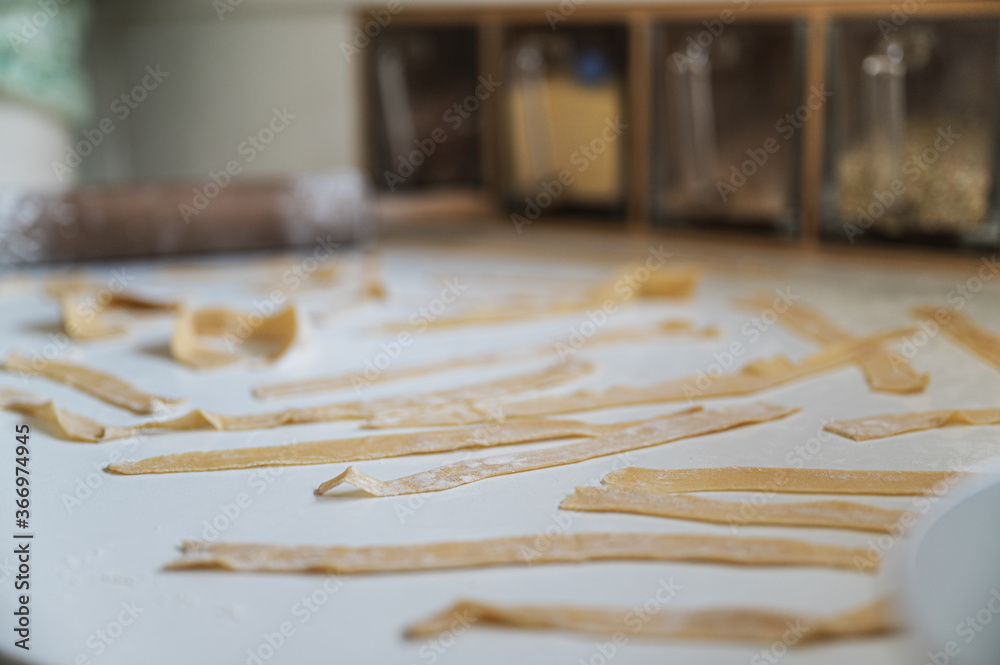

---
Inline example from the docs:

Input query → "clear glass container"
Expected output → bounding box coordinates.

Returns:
[652,21,804,233]
[823,18,1000,248]
[502,25,628,219]
[367,26,482,192]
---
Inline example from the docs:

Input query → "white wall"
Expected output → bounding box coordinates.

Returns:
[84,0,360,183]
[83,0,757,184]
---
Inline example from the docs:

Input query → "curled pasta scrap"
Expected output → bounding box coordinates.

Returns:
[48,278,179,340]
[170,305,306,369]
[0,387,132,443]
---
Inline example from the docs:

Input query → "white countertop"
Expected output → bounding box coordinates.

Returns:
[2,234,999,665]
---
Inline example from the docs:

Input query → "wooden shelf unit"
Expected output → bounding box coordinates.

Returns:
[358,0,1000,249]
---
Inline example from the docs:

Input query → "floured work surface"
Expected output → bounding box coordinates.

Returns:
[5,237,998,665]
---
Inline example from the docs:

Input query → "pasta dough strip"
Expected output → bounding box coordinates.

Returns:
[561,486,904,532]
[604,466,963,495]
[50,281,179,340]
[589,319,719,344]
[252,351,549,400]
[380,265,699,331]
[825,408,1000,441]
[365,331,906,428]
[252,321,713,400]
[170,305,305,369]
[106,418,631,475]
[165,531,875,574]
[405,598,897,643]
[3,351,182,414]
[360,250,387,301]
[316,403,797,496]
[0,388,132,443]
[734,293,927,393]
[912,306,1000,371]
[6,362,591,442]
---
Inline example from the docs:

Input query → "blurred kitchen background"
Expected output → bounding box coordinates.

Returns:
[2,0,359,187]
[1,0,999,259]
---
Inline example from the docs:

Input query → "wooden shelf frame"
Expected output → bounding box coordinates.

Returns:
[358,0,1000,248]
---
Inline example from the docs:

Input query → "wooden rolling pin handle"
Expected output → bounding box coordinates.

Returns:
[0,171,373,263]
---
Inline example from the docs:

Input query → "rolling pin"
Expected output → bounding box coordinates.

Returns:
[0,172,496,263]
[0,171,371,263]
